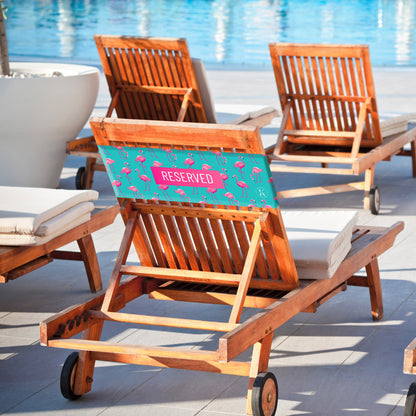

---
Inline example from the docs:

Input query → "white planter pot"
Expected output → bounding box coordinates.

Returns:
[0,62,99,188]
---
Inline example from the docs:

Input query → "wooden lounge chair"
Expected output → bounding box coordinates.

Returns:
[68,35,278,189]
[41,118,403,415]
[403,337,416,414]
[268,43,416,214]
[0,187,118,293]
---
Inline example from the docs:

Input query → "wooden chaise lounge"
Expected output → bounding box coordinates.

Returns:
[267,43,416,214]
[0,187,118,292]
[41,119,403,415]
[68,35,278,189]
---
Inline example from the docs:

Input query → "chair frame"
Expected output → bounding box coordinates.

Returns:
[67,35,278,190]
[1,205,118,292]
[268,43,416,213]
[41,118,403,415]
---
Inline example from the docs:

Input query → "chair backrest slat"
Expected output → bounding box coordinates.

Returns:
[95,35,207,123]
[270,43,383,148]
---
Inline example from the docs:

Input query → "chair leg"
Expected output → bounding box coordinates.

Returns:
[363,167,375,210]
[85,157,97,190]
[411,140,416,177]
[73,321,104,396]
[77,235,102,293]
[246,332,274,415]
[366,258,384,321]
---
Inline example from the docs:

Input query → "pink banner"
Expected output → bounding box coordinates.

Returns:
[151,167,224,189]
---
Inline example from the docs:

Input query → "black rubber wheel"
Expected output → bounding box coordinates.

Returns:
[60,352,81,400]
[75,167,86,190]
[369,186,380,215]
[404,382,416,416]
[252,372,278,416]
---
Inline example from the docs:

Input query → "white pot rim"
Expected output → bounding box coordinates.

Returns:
[8,62,99,77]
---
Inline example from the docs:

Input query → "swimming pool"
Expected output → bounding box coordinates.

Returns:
[4,0,416,67]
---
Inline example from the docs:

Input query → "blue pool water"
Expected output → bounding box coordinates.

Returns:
[4,0,416,67]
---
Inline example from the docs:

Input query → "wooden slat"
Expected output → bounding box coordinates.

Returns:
[91,351,251,376]
[48,338,219,362]
[119,265,295,291]
[90,310,238,332]
[404,337,416,374]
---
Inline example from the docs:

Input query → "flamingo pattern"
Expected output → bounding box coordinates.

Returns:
[135,150,147,172]
[98,144,278,208]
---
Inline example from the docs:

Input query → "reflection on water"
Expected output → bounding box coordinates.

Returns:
[4,0,416,66]
[395,0,415,64]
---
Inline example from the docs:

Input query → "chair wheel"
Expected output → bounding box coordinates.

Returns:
[369,186,380,215]
[75,167,86,189]
[60,352,81,400]
[251,372,278,416]
[404,382,416,416]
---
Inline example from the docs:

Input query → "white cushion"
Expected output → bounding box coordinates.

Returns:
[281,210,358,279]
[380,114,410,138]
[0,212,91,246]
[192,58,218,123]
[0,186,98,235]
[35,201,94,236]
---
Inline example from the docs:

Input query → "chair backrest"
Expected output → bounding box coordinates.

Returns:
[269,43,383,149]
[95,35,208,123]
[91,117,299,291]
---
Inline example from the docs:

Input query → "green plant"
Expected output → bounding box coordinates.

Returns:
[0,0,10,76]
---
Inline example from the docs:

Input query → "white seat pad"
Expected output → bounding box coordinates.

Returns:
[0,186,98,235]
[0,212,91,246]
[281,210,358,279]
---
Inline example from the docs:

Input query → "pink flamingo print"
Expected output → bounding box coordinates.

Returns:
[105,158,115,173]
[250,166,263,183]
[135,168,151,191]
[153,160,163,167]
[135,150,147,172]
[147,146,156,158]
[224,191,239,206]
[152,192,160,201]
[211,150,227,165]
[112,176,126,196]
[220,168,229,189]
[101,146,111,156]
[175,188,191,202]
[199,195,207,204]
[206,187,219,203]
[202,163,212,170]
[197,150,208,161]
[234,155,245,178]
[116,146,128,160]
[128,186,143,199]
[261,199,273,209]
[158,184,170,199]
[121,162,132,184]
[163,148,177,162]
[184,153,195,168]
[267,177,274,183]
[233,174,249,198]
[248,199,258,208]
[248,153,259,164]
